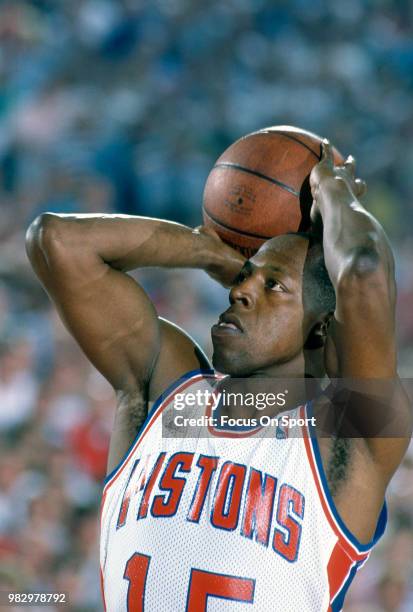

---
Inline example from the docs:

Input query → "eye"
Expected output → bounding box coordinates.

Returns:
[266,278,284,292]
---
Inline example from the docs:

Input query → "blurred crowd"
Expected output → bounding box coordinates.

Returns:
[0,0,412,610]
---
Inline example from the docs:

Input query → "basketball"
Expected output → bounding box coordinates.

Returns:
[202,126,345,257]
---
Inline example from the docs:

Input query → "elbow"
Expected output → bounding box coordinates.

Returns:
[346,241,382,277]
[25,213,66,261]
[336,238,395,301]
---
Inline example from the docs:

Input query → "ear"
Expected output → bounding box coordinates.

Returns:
[304,311,334,350]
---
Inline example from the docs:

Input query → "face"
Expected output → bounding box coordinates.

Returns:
[211,235,319,376]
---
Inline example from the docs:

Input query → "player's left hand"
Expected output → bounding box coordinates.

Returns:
[310,140,367,224]
[194,225,246,288]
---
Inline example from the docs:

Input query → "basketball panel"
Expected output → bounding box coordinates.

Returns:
[216,133,317,193]
[203,167,302,237]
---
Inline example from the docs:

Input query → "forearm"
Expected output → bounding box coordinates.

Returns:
[316,178,394,286]
[27,213,225,274]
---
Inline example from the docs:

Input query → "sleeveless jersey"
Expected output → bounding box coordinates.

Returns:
[100,370,387,612]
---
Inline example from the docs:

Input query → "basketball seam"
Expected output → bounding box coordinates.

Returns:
[212,162,300,197]
[240,128,322,159]
[203,209,274,240]
[275,131,321,159]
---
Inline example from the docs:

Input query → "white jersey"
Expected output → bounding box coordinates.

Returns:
[100,371,386,612]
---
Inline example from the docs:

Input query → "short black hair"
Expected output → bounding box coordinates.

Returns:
[288,231,336,315]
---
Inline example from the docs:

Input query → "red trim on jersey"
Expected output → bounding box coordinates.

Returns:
[101,373,210,510]
[300,405,369,562]
[100,566,106,612]
[326,541,355,611]
[205,391,265,438]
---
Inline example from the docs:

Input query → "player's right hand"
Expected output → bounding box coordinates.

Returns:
[194,225,246,288]
[310,140,367,223]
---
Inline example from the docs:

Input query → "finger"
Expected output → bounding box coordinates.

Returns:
[321,139,334,165]
[344,155,356,176]
[354,178,367,198]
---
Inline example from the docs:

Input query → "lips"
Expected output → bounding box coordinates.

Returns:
[220,313,243,331]
[211,312,244,337]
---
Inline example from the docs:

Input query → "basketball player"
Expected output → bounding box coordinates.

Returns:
[26,141,411,610]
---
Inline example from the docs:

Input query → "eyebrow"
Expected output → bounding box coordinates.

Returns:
[243,260,297,291]
[267,264,286,274]
[243,261,286,275]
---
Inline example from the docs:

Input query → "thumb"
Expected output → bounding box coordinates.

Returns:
[354,178,367,199]
[194,225,220,239]
[320,139,334,167]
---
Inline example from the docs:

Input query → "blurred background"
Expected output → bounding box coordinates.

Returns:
[0,0,412,610]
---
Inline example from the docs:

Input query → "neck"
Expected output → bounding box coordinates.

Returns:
[248,348,326,379]
[220,354,325,420]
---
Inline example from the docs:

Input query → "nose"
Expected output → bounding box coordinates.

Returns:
[229,278,255,309]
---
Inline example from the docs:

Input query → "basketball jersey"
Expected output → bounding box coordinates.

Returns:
[100,370,387,612]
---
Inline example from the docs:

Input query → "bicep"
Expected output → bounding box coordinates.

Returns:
[330,269,412,486]
[330,262,411,483]
[58,267,161,390]
[332,261,396,378]
[31,233,161,391]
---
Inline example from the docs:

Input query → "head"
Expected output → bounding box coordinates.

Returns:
[211,233,335,377]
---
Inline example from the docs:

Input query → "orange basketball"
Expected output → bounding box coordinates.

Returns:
[202,126,344,257]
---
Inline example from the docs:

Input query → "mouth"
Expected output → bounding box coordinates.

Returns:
[211,312,244,337]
